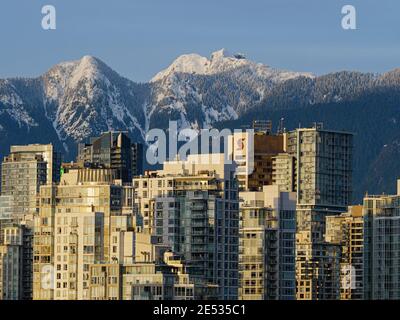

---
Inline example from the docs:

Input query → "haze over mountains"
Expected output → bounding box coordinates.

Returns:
[1,49,400,201]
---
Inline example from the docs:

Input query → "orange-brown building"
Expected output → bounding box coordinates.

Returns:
[247,132,285,191]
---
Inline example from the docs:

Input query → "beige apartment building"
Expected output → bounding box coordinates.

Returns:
[272,153,296,192]
[239,185,296,300]
[134,154,239,300]
[325,205,364,300]
[33,167,135,300]
[88,263,122,300]
[89,251,218,300]
[0,144,61,300]
[134,154,235,232]
[88,226,178,300]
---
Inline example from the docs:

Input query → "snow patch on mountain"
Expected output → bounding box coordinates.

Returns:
[152,54,210,82]
[152,49,313,83]
[0,86,38,128]
[202,104,238,128]
[0,106,38,128]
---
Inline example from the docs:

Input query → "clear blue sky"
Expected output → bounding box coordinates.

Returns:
[0,0,399,82]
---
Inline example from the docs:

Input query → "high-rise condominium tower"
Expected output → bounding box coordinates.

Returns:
[33,167,135,300]
[239,185,296,300]
[1,144,62,218]
[133,154,239,300]
[286,125,353,300]
[77,131,143,182]
[228,130,285,192]
[325,205,364,300]
[0,144,61,300]
[363,180,400,300]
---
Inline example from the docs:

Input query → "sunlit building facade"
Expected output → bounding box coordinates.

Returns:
[238,185,296,300]
[134,154,239,300]
[325,205,364,300]
[33,167,135,300]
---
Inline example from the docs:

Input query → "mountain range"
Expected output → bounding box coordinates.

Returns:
[1,49,400,201]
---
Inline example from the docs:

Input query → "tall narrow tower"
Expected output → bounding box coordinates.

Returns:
[287,125,353,300]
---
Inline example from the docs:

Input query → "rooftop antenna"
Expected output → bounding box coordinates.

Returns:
[278,117,285,134]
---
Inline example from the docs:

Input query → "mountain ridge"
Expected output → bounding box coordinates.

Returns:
[1,49,400,201]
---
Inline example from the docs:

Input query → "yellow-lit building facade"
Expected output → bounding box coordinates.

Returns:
[239,185,296,300]
[33,168,135,300]
[133,154,239,300]
[325,205,364,300]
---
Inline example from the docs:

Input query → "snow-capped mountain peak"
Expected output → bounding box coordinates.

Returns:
[148,49,313,130]
[42,55,109,102]
[1,50,400,201]
[39,55,146,148]
[151,49,250,82]
[0,49,316,155]
[151,49,313,83]
[68,55,104,88]
[151,53,210,82]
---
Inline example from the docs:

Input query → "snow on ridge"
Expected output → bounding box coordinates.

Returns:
[202,104,239,128]
[0,50,316,151]
[107,86,146,140]
[211,48,233,60]
[0,91,23,106]
[0,107,38,128]
[150,49,246,82]
[69,55,104,88]
[147,49,313,132]
[151,54,210,82]
[151,48,314,83]
[41,55,125,150]
[44,55,106,97]
[0,90,38,128]
[42,55,102,103]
